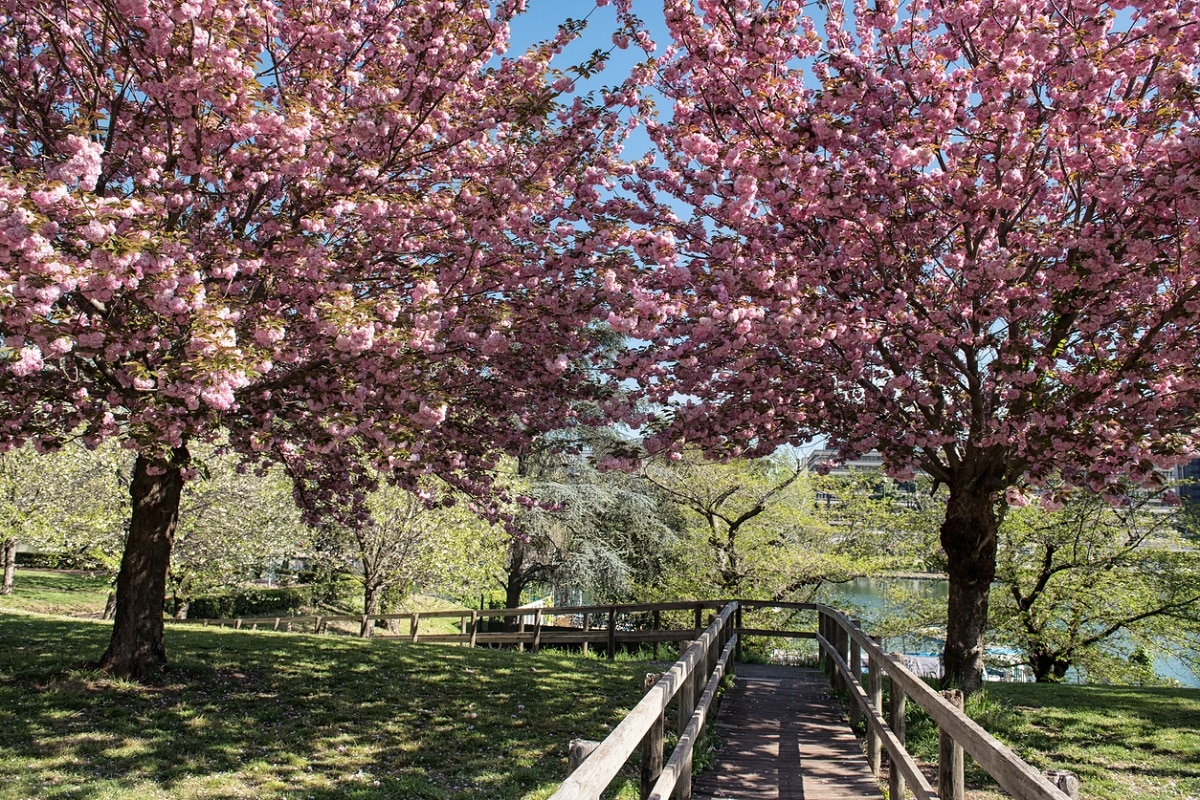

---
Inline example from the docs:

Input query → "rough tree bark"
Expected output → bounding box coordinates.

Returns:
[940,480,1002,695]
[97,447,188,680]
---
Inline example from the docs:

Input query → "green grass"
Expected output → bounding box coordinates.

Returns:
[0,613,654,800]
[0,568,111,616]
[968,683,1200,800]
[895,681,1200,800]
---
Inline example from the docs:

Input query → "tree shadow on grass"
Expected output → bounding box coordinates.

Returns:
[0,614,648,800]
[980,682,1200,791]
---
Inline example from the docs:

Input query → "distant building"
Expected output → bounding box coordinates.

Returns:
[802,448,886,475]
[1175,458,1200,507]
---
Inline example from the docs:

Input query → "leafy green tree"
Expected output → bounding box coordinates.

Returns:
[641,450,880,601]
[498,431,678,608]
[329,480,502,635]
[990,489,1200,683]
[0,443,128,594]
[168,448,311,618]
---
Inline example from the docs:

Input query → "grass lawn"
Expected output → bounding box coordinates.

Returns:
[0,613,654,800]
[0,568,112,616]
[965,682,1200,800]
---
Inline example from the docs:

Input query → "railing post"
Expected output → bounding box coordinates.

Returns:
[469,610,478,648]
[582,611,591,656]
[734,603,743,664]
[677,654,696,800]
[360,614,371,638]
[640,672,664,800]
[533,609,543,653]
[889,666,907,800]
[410,612,420,643]
[693,602,703,632]
[834,619,849,693]
[867,650,883,775]
[607,607,617,661]
[653,609,661,661]
[849,619,863,728]
[518,611,526,652]
[939,689,965,800]
[816,611,825,673]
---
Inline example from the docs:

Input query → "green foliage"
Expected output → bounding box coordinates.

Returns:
[168,444,312,604]
[0,442,130,574]
[180,586,313,619]
[990,489,1200,683]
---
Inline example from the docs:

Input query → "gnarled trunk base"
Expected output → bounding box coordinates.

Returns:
[98,449,187,681]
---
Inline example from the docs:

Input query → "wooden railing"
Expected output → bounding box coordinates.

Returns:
[176,599,734,658]
[815,604,1077,800]
[179,599,1080,800]
[551,601,739,800]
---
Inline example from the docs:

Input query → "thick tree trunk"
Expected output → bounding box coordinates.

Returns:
[939,483,1000,695]
[361,584,382,638]
[1,537,16,595]
[1031,652,1072,682]
[98,449,187,681]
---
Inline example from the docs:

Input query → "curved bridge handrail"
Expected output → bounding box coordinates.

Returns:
[551,602,738,800]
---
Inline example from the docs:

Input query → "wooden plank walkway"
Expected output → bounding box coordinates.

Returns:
[692,664,884,800]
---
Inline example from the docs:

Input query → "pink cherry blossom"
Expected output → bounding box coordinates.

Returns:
[620,0,1200,693]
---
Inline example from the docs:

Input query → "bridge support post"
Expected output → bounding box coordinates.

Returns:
[834,621,849,694]
[653,610,661,661]
[939,689,965,800]
[734,604,743,664]
[848,619,862,728]
[867,651,883,775]
[607,607,616,661]
[888,666,907,800]
[1045,770,1080,799]
[818,611,831,681]
[640,672,664,800]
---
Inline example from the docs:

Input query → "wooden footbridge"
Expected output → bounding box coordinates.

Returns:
[185,600,1081,800]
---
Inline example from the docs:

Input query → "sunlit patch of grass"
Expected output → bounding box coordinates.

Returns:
[0,568,112,616]
[0,612,650,799]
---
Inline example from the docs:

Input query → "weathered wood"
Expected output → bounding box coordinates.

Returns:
[410,612,420,643]
[640,673,665,800]
[867,651,884,774]
[607,607,616,661]
[568,739,600,772]
[889,670,908,800]
[1045,770,1080,799]
[691,664,885,800]
[940,689,965,800]
[849,619,863,728]
[646,637,736,800]
[822,605,1074,800]
[824,640,937,799]
[550,604,737,800]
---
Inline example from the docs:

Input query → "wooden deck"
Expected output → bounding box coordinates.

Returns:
[692,664,884,800]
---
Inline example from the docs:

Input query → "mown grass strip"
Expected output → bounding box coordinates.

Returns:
[0,613,653,800]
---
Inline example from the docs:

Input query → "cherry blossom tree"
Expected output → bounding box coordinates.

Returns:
[624,0,1200,691]
[0,0,648,679]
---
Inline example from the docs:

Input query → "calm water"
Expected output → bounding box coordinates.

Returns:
[816,576,1199,687]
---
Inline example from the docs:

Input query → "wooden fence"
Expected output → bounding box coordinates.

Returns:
[178,600,1078,800]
